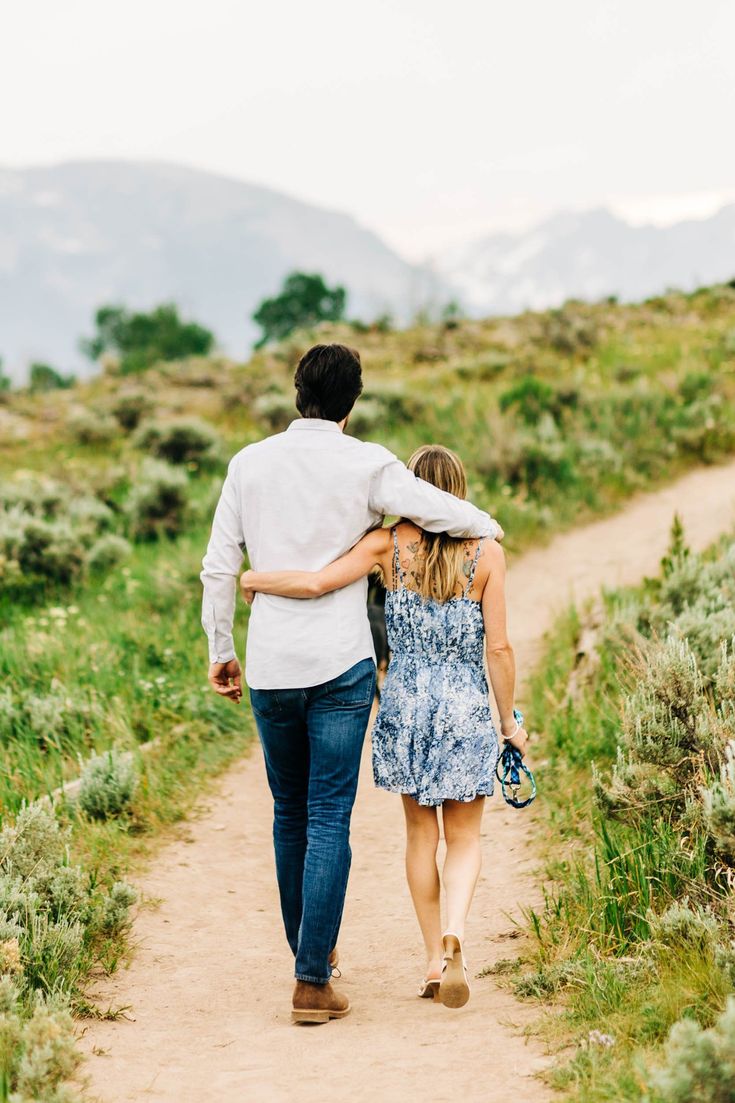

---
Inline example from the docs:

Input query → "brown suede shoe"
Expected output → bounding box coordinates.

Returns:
[291,981,351,1025]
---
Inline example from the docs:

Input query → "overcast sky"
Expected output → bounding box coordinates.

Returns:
[3,0,734,258]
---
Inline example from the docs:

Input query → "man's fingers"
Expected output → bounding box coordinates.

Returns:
[495,525,505,543]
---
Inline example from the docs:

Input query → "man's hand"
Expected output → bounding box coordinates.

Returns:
[208,658,243,703]
[239,570,256,605]
[494,523,505,543]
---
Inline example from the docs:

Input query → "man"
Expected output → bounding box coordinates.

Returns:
[200,343,503,1024]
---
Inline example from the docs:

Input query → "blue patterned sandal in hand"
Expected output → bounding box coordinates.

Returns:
[440,932,470,1009]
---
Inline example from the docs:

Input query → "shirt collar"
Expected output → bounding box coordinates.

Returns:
[287,418,343,434]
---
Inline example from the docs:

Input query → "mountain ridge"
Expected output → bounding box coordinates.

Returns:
[0,160,439,381]
[434,203,735,315]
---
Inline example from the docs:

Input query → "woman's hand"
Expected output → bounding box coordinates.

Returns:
[501,719,529,757]
[239,569,256,605]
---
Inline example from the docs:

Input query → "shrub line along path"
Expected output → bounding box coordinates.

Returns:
[79,459,735,1103]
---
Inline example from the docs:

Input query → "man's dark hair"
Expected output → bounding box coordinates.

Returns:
[294,344,363,422]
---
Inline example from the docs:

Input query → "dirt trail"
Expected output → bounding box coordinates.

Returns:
[79,459,735,1103]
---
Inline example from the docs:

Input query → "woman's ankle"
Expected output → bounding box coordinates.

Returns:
[425,955,443,980]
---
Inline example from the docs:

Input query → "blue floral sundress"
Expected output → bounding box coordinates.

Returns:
[371,529,499,806]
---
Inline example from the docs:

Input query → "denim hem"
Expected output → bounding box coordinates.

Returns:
[295,973,330,985]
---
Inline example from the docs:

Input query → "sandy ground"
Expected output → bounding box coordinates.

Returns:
[79,459,735,1103]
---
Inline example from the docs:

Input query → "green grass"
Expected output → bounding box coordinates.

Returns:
[511,529,735,1100]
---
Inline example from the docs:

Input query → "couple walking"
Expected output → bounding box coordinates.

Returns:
[200,343,528,1022]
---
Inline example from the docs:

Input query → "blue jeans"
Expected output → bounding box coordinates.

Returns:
[250,658,376,985]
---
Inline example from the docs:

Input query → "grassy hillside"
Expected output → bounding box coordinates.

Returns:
[506,523,735,1100]
[0,285,734,1096]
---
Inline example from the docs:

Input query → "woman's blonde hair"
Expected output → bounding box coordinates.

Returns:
[406,445,471,603]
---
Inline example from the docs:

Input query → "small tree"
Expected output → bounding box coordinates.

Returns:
[81,303,215,374]
[252,272,346,348]
[0,357,11,393]
[28,362,75,392]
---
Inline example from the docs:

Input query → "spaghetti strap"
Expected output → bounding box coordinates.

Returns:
[391,527,405,589]
[463,538,485,597]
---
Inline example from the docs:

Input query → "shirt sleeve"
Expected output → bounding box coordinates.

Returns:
[200,458,246,663]
[369,454,500,538]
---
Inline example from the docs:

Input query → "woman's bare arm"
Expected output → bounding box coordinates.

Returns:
[240,528,392,602]
[480,542,528,754]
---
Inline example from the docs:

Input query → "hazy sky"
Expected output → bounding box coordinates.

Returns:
[3,0,734,257]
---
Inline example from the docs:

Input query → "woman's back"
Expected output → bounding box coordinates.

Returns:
[384,523,487,666]
[373,523,498,806]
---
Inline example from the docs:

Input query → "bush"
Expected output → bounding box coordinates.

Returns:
[0,685,101,753]
[125,459,189,540]
[252,393,296,432]
[0,981,82,1103]
[67,411,119,445]
[133,417,221,468]
[648,900,719,953]
[0,802,135,996]
[703,740,735,864]
[78,750,138,820]
[110,390,154,431]
[346,399,382,436]
[361,383,427,425]
[85,533,132,574]
[646,996,735,1103]
[0,510,86,589]
[499,376,558,424]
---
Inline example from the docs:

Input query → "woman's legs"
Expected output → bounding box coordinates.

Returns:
[441,796,485,941]
[401,795,443,978]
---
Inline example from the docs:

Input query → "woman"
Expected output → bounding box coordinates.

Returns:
[240,445,528,1009]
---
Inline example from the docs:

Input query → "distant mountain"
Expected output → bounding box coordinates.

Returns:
[0,161,439,382]
[434,205,735,316]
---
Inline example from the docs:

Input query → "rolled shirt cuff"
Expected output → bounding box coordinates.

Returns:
[209,647,237,665]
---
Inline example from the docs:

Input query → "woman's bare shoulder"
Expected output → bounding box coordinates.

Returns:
[480,536,505,569]
[394,520,422,543]
[359,525,394,559]
[474,536,505,589]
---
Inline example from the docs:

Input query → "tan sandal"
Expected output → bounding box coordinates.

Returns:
[417,978,441,1000]
[439,932,470,1008]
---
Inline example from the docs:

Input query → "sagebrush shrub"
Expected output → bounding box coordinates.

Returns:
[361,383,427,425]
[0,980,82,1103]
[101,881,137,935]
[702,741,735,865]
[0,802,135,998]
[347,399,382,436]
[252,392,295,432]
[648,900,719,953]
[85,533,132,573]
[595,638,723,820]
[78,750,138,820]
[110,390,154,431]
[133,417,221,467]
[623,639,713,766]
[0,511,86,587]
[67,411,119,446]
[646,996,735,1103]
[125,458,189,540]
